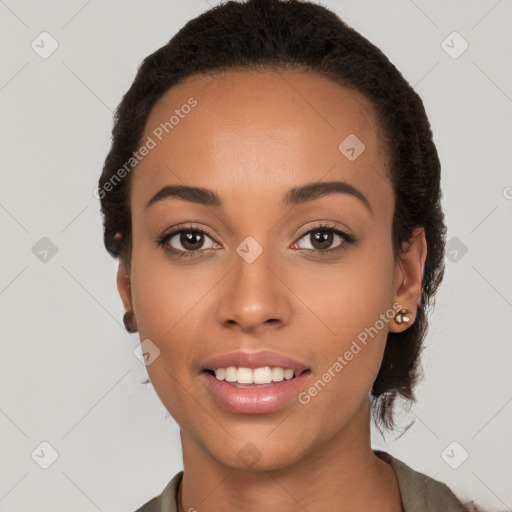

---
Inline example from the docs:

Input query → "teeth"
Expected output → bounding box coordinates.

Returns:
[213,366,297,384]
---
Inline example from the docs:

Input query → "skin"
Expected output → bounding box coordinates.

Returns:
[117,69,427,512]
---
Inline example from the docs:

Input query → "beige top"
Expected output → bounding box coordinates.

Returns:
[134,450,471,512]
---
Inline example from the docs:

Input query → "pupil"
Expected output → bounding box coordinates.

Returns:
[312,230,332,249]
[181,231,203,250]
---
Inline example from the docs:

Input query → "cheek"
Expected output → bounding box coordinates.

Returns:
[295,239,396,340]
[129,230,218,339]
[128,251,208,422]
[292,239,396,403]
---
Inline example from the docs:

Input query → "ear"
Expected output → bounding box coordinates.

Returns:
[388,227,427,333]
[116,260,134,321]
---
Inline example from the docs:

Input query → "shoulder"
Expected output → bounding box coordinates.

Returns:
[374,450,483,512]
[133,470,183,512]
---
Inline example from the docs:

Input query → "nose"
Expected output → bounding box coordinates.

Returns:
[215,242,292,334]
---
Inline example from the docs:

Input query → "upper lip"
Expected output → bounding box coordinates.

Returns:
[202,350,311,374]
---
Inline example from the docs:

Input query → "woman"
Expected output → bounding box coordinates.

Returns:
[98,0,482,510]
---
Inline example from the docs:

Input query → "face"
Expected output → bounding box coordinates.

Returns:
[117,69,425,471]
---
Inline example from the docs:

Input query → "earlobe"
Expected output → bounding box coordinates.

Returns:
[116,261,138,333]
[389,227,427,333]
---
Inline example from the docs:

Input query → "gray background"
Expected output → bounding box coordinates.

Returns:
[1,0,511,510]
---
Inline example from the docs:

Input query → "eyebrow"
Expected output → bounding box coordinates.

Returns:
[145,180,372,214]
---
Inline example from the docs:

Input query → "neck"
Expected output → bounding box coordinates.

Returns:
[177,401,402,512]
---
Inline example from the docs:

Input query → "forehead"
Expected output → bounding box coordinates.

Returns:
[131,69,391,216]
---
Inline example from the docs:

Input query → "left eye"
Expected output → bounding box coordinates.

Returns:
[293,228,350,251]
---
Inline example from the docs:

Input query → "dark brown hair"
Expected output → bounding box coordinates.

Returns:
[98,0,446,430]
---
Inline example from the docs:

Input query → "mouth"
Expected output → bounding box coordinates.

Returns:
[202,367,312,388]
[200,366,313,414]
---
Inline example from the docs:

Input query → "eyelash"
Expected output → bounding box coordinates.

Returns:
[155,222,357,259]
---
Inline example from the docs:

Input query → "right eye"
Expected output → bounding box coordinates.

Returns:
[156,225,221,258]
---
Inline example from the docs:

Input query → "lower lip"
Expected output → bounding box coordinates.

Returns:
[201,370,312,414]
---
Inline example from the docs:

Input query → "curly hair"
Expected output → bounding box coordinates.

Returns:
[98,0,447,430]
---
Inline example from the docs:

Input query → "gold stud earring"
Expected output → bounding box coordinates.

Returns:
[394,308,412,325]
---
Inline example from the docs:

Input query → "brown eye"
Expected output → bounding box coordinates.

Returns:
[166,230,218,252]
[294,228,349,252]
[158,228,220,257]
[292,224,357,255]
[309,230,335,250]
[177,231,207,251]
